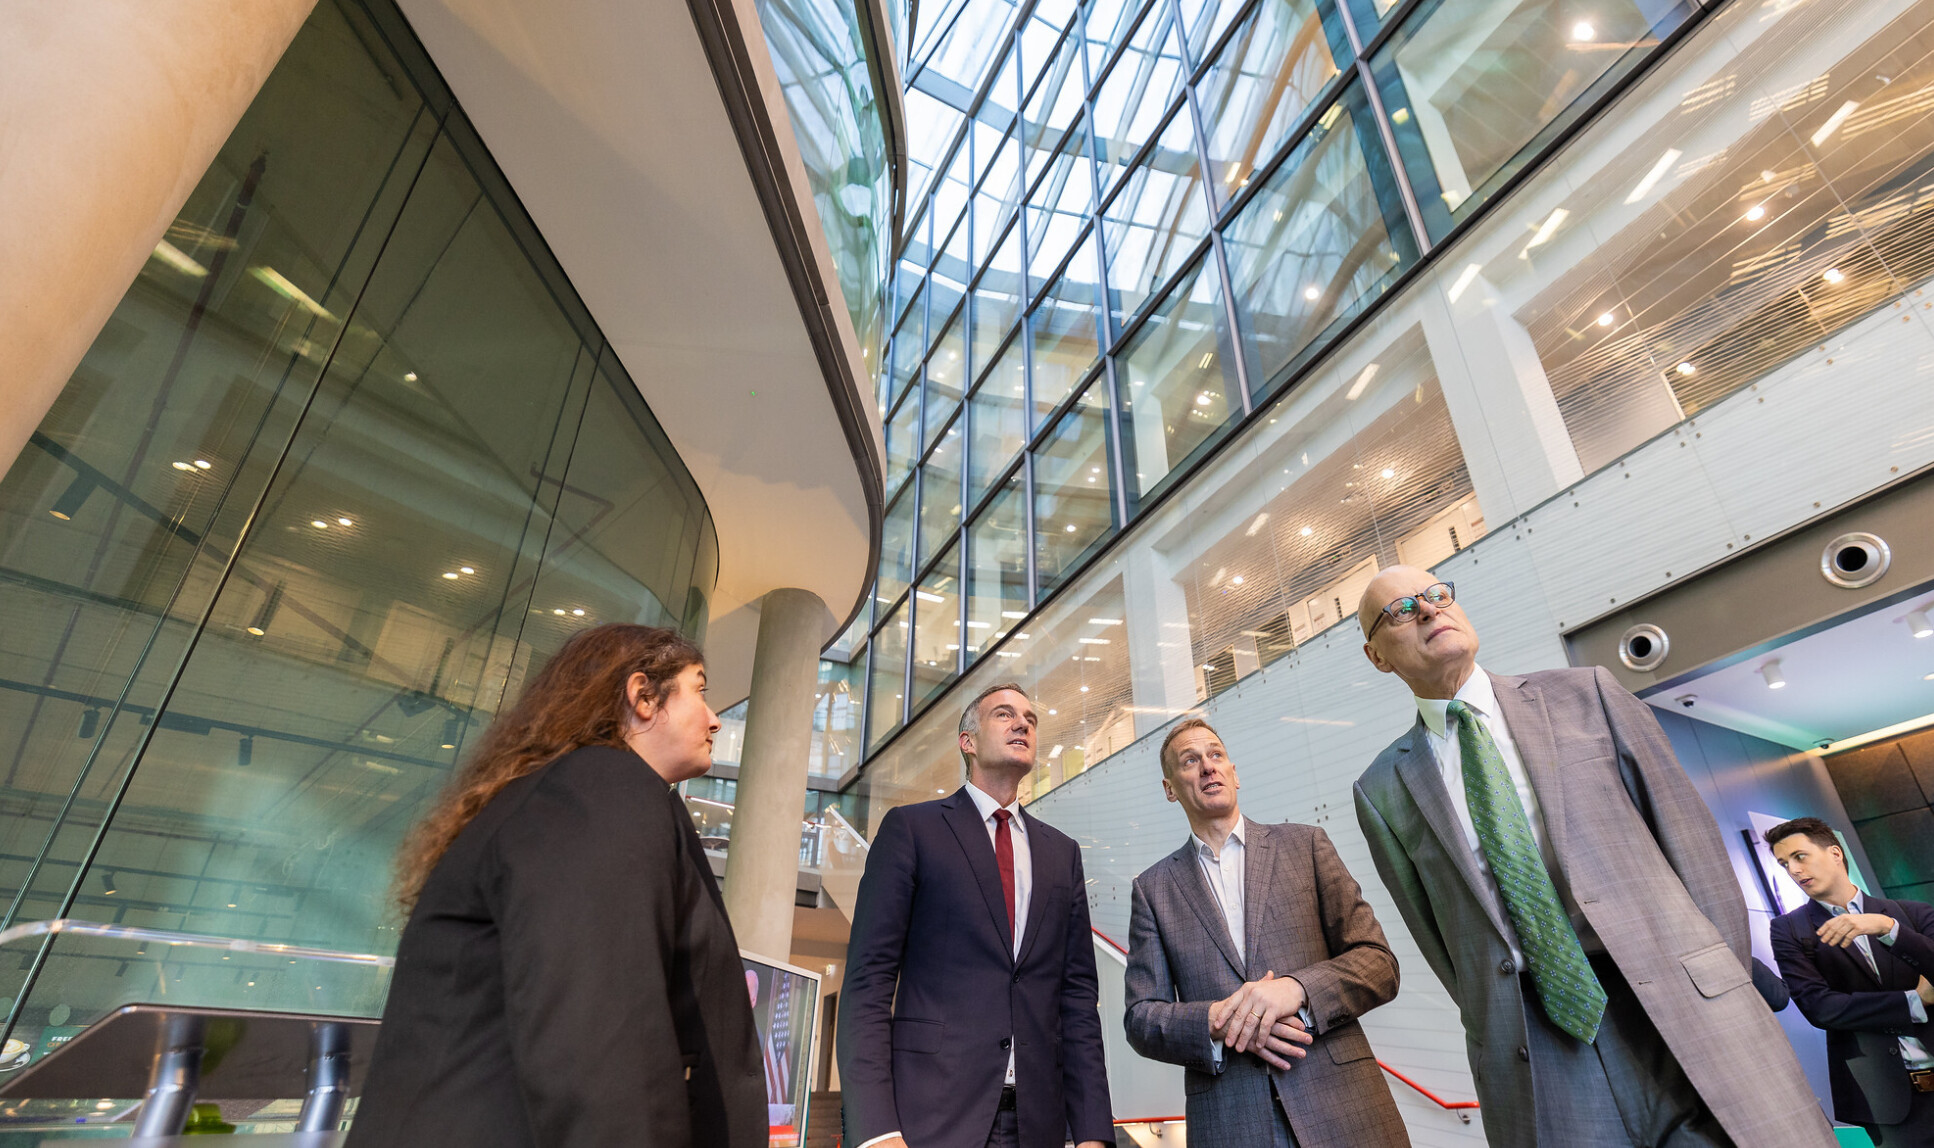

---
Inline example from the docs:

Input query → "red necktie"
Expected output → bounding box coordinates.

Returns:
[993,809,1016,936]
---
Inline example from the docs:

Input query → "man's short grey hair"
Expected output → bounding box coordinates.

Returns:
[958,682,1030,768]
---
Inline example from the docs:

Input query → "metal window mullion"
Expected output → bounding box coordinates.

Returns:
[1023,448,1039,610]
[1171,0,1253,417]
[1101,355,1132,526]
[1332,0,1431,255]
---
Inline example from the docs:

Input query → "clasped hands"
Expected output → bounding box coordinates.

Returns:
[1208,971,1315,1070]
[1814,913,1934,1005]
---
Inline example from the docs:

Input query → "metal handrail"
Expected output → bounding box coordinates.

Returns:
[0,919,395,968]
[822,805,869,850]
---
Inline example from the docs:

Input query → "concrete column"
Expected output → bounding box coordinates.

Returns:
[1419,270,1584,523]
[0,0,314,479]
[723,587,830,963]
[1124,549,1201,739]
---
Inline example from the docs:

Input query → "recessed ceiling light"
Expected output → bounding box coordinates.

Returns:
[1381,467,1396,478]
[404,372,418,382]
[1300,526,1314,537]
[1676,361,1696,375]
[572,608,586,616]
[1745,204,1766,222]
[460,566,475,574]
[1065,523,1076,532]
[1822,268,1845,284]
[1596,311,1615,327]
[553,608,566,615]
[194,460,212,469]
[172,461,193,471]
[1048,708,1057,715]
[443,571,460,580]
[1303,286,1320,300]
[1571,20,1595,39]
[1231,575,1245,585]
[312,520,328,529]
[338,517,353,527]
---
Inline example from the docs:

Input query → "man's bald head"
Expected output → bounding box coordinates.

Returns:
[1356,565,1442,635]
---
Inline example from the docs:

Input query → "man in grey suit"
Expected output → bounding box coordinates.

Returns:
[1351,566,1834,1148]
[1125,718,1409,1147]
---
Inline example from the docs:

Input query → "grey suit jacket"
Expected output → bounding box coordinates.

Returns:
[1353,666,1833,1148]
[1124,820,1409,1148]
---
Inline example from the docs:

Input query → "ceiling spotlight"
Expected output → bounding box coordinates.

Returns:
[404,372,418,382]
[460,566,475,575]
[1300,526,1313,537]
[1064,523,1076,532]
[172,461,193,471]
[1381,467,1396,478]
[1676,361,1696,375]
[1761,660,1787,690]
[1745,204,1766,222]
[312,520,329,529]
[1195,393,1212,406]
[338,517,353,527]
[572,608,586,616]
[1596,311,1615,327]
[442,571,460,580]
[1231,575,1245,585]
[1909,609,1933,638]
[553,608,566,616]
[1570,20,1595,40]
[1925,672,1934,681]
[1303,286,1320,301]
[194,460,212,470]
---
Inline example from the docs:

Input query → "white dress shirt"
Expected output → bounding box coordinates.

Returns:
[966,781,1030,1084]
[1193,819,1247,955]
[1824,894,1934,1068]
[855,785,1034,1148]
[1415,665,1588,965]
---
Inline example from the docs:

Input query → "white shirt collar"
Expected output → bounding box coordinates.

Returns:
[1415,664,1495,739]
[1818,890,1862,914]
[1192,818,1246,860]
[965,780,1025,833]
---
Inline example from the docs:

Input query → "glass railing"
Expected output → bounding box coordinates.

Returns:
[0,919,392,1137]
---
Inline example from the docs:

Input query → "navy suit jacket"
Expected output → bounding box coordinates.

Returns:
[837,789,1114,1148]
[1770,894,1934,1125]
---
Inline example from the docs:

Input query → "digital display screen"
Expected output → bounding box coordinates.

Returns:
[742,955,819,1147]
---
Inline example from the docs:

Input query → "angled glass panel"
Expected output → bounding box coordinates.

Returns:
[1100,108,1208,327]
[886,377,922,497]
[1116,255,1239,505]
[1090,3,1186,186]
[973,129,1025,263]
[878,485,917,603]
[924,310,968,449]
[969,342,1029,503]
[972,224,1026,373]
[912,0,975,69]
[1032,380,1114,592]
[904,86,969,208]
[1082,0,1145,79]
[867,594,909,748]
[1370,0,1694,239]
[922,0,1024,103]
[918,414,966,565]
[965,475,1028,661]
[1223,87,1418,393]
[1196,0,1342,205]
[930,218,971,345]
[890,285,925,409]
[1020,25,1089,188]
[910,540,963,705]
[1028,231,1104,426]
[1175,0,1247,64]
[935,143,974,247]
[895,206,931,324]
[1026,127,1097,283]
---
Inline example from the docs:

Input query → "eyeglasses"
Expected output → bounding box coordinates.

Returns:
[1365,582,1456,640]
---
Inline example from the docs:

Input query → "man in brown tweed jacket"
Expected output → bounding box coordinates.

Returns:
[1125,718,1409,1147]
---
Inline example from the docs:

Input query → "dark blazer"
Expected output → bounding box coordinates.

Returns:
[1124,820,1408,1147]
[348,745,766,1148]
[838,788,1114,1148]
[1770,895,1934,1125]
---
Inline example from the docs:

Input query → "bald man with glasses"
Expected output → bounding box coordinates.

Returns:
[1350,567,1832,1148]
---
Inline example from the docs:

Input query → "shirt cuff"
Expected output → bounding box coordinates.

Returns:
[1908,992,1928,1026]
[856,1134,903,1148]
[1884,918,1903,946]
[1298,1005,1314,1029]
[1209,1038,1223,1068]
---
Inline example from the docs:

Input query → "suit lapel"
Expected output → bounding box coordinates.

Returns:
[1805,901,1882,986]
[1392,718,1514,944]
[1242,819,1273,979]
[940,789,1015,959]
[1172,839,1245,977]
[1013,808,1054,967]
[1489,672,1567,865]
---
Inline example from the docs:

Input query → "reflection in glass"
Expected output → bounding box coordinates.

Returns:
[885,387,922,496]
[969,344,1029,505]
[1026,128,1097,283]
[931,218,972,341]
[1029,233,1104,426]
[1195,0,1341,205]
[1021,24,1088,188]
[918,417,965,568]
[1117,256,1239,504]
[925,312,967,450]
[904,86,969,208]
[1223,89,1416,393]
[1091,3,1186,187]
[972,224,1026,374]
[868,596,910,748]
[879,487,916,604]
[973,132,1025,265]
[1371,0,1693,238]
[890,303,924,413]
[911,541,963,707]
[1100,109,1208,327]
[1082,0,1143,77]
[966,477,1028,660]
[1032,382,1114,591]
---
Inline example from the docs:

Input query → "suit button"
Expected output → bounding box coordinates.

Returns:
[1517,1046,1529,1061]
[1499,959,1516,975]
[1012,972,1021,983]
[1000,1037,1011,1050]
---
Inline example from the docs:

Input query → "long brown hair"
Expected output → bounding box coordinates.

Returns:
[393,623,703,911]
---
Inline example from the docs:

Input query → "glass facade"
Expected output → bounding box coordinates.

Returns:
[0,0,714,1051]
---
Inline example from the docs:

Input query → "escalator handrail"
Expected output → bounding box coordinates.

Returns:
[0,918,396,967]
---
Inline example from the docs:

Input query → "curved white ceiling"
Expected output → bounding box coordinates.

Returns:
[396,0,882,700]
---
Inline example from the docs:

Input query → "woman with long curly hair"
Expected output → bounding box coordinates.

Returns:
[347,624,765,1148]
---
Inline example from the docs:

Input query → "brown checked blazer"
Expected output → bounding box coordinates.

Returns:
[1124,819,1409,1147]
[1354,666,1834,1148]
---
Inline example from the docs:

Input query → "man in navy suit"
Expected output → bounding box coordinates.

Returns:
[838,683,1114,1148]
[1767,816,1934,1146]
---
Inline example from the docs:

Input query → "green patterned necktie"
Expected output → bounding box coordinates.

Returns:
[1449,699,1607,1044]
